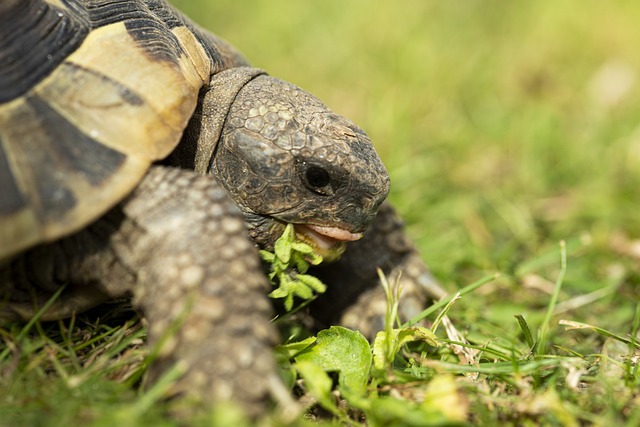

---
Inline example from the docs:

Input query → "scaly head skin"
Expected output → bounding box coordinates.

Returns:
[211,75,390,261]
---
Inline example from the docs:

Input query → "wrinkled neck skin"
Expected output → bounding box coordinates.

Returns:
[201,68,390,261]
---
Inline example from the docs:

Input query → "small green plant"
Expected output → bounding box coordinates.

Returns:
[371,268,439,373]
[277,270,465,426]
[260,223,327,311]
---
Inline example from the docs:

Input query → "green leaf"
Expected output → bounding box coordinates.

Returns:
[268,288,289,299]
[421,375,468,422]
[295,326,372,393]
[372,330,401,371]
[366,396,457,427]
[284,294,294,312]
[373,326,438,371]
[306,251,324,266]
[291,281,314,300]
[297,274,328,294]
[364,378,468,427]
[276,337,317,360]
[276,272,291,287]
[258,250,275,263]
[291,241,315,254]
[294,361,338,414]
[274,230,292,263]
[397,326,438,348]
[262,222,328,312]
[294,257,310,274]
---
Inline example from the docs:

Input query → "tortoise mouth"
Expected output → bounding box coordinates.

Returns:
[293,224,362,263]
[296,224,362,248]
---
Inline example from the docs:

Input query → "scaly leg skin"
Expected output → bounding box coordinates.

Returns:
[310,202,447,338]
[2,166,279,417]
[115,166,279,416]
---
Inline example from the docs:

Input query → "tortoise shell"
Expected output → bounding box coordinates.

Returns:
[0,0,247,260]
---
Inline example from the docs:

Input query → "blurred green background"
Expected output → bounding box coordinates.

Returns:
[172,1,640,331]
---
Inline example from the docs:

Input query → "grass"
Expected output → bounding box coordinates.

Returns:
[3,0,640,425]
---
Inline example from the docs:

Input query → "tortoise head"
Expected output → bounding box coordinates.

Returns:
[210,73,390,261]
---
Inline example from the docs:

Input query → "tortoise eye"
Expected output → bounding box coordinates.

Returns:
[305,166,331,188]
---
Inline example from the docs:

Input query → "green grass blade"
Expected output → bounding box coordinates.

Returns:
[536,240,567,356]
[403,273,498,328]
[514,314,536,350]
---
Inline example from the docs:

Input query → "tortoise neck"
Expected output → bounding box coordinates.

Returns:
[165,67,267,175]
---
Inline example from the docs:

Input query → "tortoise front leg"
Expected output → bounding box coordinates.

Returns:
[21,166,280,415]
[109,166,279,414]
[112,166,279,415]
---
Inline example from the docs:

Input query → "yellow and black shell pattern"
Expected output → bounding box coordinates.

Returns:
[0,0,243,260]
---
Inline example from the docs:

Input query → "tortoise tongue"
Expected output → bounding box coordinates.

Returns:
[295,224,362,250]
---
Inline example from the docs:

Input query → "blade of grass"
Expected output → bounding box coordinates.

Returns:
[417,358,564,375]
[430,292,460,334]
[630,303,640,383]
[439,339,517,361]
[515,314,535,350]
[403,273,498,328]
[559,320,640,349]
[536,240,567,356]
[0,286,66,361]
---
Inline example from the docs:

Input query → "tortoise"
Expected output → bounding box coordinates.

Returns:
[0,0,443,416]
